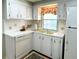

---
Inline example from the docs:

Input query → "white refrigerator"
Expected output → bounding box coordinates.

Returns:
[64,7,77,59]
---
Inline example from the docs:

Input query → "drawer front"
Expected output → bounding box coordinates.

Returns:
[16,34,32,41]
[16,38,32,57]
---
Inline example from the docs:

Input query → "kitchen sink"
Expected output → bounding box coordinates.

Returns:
[36,29,54,35]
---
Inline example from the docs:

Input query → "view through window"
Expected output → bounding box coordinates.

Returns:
[43,13,57,30]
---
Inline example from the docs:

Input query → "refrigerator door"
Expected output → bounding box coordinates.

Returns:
[66,7,77,27]
[64,28,77,59]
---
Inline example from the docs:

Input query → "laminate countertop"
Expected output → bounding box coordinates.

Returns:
[3,30,64,38]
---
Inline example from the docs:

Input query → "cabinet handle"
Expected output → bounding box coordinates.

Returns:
[17,14,18,18]
[17,35,26,38]
[54,40,56,43]
[39,36,41,39]
[59,56,60,59]
[51,38,52,41]
[66,41,68,44]
[42,37,44,40]
[9,14,10,17]
[60,40,61,44]
[20,15,22,18]
[8,2,10,6]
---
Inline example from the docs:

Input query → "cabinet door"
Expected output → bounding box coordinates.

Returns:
[52,37,62,59]
[10,1,18,19]
[57,1,67,20]
[26,6,32,20]
[18,4,27,19]
[7,0,12,19]
[16,36,32,57]
[41,35,52,57]
[33,33,41,52]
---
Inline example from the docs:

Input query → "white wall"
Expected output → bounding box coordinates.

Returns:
[66,0,77,7]
[3,20,26,32]
[32,0,76,33]
[58,20,66,33]
[33,0,57,19]
[32,0,66,33]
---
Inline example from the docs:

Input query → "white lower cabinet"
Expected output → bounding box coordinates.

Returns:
[5,32,63,59]
[5,35,16,59]
[33,32,41,52]
[33,32,63,59]
[16,34,32,58]
[33,33,52,57]
[41,35,52,57]
[52,37,63,59]
[16,35,32,58]
[5,33,32,59]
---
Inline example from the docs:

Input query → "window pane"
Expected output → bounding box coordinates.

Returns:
[44,13,57,19]
[43,20,57,30]
[43,13,57,30]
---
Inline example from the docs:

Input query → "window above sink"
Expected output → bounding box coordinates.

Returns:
[38,4,58,31]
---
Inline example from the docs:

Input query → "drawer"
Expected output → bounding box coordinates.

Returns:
[16,38,32,57]
[16,34,32,41]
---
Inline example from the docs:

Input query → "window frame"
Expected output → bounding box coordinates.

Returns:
[41,13,58,31]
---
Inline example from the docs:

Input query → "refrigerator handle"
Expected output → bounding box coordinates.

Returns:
[65,31,69,52]
[65,39,68,52]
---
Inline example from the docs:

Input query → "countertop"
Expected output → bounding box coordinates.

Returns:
[3,30,34,37]
[35,31,64,38]
[3,30,64,38]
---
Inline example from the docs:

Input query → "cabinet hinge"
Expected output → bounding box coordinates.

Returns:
[54,40,56,43]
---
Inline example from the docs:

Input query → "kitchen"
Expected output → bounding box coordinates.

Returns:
[2,0,77,59]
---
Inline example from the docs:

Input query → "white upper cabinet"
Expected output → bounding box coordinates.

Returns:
[57,1,67,20]
[10,1,19,19]
[17,1,32,20]
[3,0,32,20]
[3,0,18,19]
[26,6,32,20]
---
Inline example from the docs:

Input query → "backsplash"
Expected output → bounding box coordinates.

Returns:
[3,20,25,31]
[32,20,66,33]
[58,20,66,33]
[3,19,66,33]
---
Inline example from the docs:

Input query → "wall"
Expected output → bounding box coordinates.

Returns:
[3,20,25,32]
[32,0,66,33]
[58,20,66,33]
[32,0,76,33]
[66,0,77,7]
[32,0,57,19]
